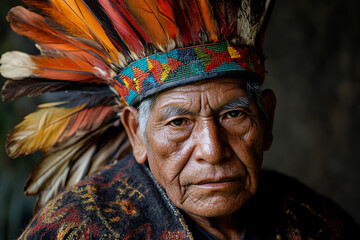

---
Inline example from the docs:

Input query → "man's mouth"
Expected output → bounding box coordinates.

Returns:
[194,177,241,189]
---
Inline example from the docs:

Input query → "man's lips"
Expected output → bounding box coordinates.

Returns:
[195,177,240,185]
[191,177,242,189]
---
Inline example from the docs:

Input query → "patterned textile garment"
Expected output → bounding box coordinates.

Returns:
[19,154,358,239]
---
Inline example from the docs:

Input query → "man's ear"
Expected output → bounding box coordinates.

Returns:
[121,106,147,164]
[262,89,276,151]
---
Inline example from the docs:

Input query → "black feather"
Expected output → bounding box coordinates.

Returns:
[82,0,130,56]
[56,87,116,108]
[1,79,111,102]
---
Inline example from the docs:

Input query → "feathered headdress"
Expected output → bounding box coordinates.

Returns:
[1,0,275,212]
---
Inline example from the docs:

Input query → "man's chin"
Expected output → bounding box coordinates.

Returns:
[180,193,254,218]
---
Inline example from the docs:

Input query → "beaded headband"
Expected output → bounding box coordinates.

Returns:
[115,41,264,106]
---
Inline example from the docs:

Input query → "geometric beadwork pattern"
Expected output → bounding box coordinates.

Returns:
[114,41,264,106]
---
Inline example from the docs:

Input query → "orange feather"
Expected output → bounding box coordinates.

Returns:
[49,0,120,61]
[197,0,218,42]
[31,54,112,82]
[123,0,177,47]
[7,6,109,64]
[23,0,89,38]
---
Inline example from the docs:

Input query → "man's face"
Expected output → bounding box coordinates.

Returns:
[133,78,272,218]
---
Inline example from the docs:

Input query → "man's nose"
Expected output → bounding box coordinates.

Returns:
[193,119,231,164]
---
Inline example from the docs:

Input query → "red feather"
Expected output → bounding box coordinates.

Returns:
[98,0,146,56]
[165,0,193,45]
[110,0,151,43]
[182,0,218,43]
[155,0,178,39]
[208,0,240,39]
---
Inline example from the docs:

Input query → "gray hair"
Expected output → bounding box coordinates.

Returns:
[137,79,264,141]
[138,95,156,141]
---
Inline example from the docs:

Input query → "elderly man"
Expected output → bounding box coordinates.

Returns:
[1,0,358,239]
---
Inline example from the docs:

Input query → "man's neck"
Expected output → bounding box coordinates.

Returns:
[185,211,245,240]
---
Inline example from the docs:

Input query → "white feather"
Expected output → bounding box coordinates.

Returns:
[0,51,35,79]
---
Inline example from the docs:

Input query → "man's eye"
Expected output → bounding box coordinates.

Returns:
[225,110,244,118]
[169,118,186,126]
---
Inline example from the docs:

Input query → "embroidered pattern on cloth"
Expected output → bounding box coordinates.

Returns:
[114,41,264,105]
[18,155,194,240]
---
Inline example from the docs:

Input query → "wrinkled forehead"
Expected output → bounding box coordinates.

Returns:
[150,77,254,114]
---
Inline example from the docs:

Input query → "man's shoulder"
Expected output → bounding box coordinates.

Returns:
[252,169,359,239]
[18,155,145,239]
[18,154,191,239]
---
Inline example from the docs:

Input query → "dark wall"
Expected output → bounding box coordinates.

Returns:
[0,0,359,239]
[263,0,360,224]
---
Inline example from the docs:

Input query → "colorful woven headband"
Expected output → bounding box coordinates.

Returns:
[115,41,264,106]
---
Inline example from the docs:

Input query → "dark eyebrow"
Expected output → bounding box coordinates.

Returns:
[217,97,250,112]
[161,106,191,119]
[160,96,251,119]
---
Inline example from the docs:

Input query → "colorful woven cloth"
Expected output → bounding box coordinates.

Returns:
[18,154,358,239]
[115,42,264,106]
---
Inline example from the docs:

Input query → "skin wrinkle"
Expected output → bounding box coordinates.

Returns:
[122,77,276,240]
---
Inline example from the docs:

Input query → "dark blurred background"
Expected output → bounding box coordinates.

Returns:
[0,0,359,239]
